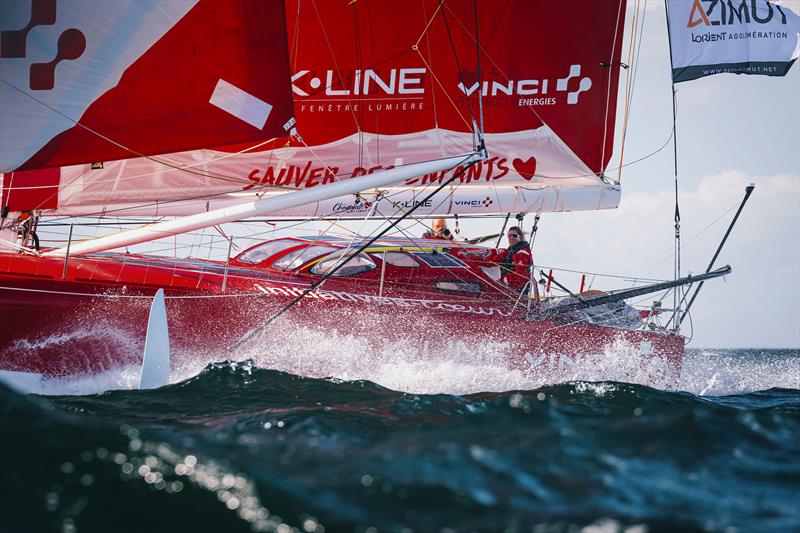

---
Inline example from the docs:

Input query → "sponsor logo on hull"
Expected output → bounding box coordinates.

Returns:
[253,284,512,317]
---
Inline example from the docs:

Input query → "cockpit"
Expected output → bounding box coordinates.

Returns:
[232,237,487,295]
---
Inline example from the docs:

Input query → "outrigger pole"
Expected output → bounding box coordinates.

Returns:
[532,265,732,319]
[674,184,755,329]
[43,152,483,257]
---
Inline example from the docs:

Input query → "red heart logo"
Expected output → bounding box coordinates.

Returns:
[512,156,537,180]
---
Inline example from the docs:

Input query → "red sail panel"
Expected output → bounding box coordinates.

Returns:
[0,0,294,172]
[1,169,59,211]
[2,0,627,216]
[284,0,626,175]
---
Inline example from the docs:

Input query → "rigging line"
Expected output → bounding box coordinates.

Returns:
[1,171,15,219]
[14,147,292,216]
[535,264,669,284]
[643,201,739,277]
[290,0,302,73]
[253,139,282,200]
[7,142,293,218]
[328,188,520,301]
[376,210,520,300]
[231,153,479,347]
[662,0,681,328]
[39,150,475,226]
[297,136,339,183]
[441,3,551,136]
[368,204,519,300]
[439,1,478,130]
[0,237,39,255]
[39,158,395,223]
[413,0,444,47]
[507,125,675,181]
[217,216,328,242]
[628,1,648,156]
[364,0,382,163]
[18,127,674,223]
[3,137,285,192]
[616,0,642,184]
[600,0,626,175]
[299,50,412,100]
[414,52,473,131]
[0,78,286,190]
[617,0,648,184]
[473,0,484,136]
[310,0,362,133]
[420,0,441,130]
[352,2,365,169]
[316,200,379,291]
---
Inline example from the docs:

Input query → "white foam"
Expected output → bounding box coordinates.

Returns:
[26,322,799,398]
[36,365,143,396]
[679,349,800,396]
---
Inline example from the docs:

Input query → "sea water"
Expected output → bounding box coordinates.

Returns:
[1,347,798,532]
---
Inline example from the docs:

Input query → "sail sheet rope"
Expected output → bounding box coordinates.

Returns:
[616,0,647,184]
[600,0,626,176]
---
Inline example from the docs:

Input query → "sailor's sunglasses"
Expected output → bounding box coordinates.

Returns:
[508,233,520,240]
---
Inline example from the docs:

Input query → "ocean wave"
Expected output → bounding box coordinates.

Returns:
[2,360,799,532]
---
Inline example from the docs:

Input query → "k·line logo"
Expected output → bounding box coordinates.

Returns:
[687,0,791,28]
[291,68,425,97]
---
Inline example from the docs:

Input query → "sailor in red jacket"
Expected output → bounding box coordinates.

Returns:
[490,226,532,292]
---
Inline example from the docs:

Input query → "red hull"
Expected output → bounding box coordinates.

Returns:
[0,246,684,383]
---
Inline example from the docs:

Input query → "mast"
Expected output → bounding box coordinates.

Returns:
[663,0,682,331]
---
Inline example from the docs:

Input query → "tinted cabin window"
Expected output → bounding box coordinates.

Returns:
[273,245,338,271]
[377,252,420,268]
[310,252,377,277]
[236,240,300,264]
[413,252,466,268]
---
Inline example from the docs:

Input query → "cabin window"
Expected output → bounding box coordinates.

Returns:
[310,252,377,277]
[435,281,482,294]
[413,252,467,268]
[375,252,420,268]
[236,239,301,264]
[273,245,338,271]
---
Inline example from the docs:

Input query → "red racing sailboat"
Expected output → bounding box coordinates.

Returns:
[0,0,720,386]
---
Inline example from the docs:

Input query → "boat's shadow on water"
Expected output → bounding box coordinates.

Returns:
[3,352,799,532]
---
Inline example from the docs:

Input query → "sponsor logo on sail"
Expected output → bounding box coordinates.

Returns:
[458,64,592,106]
[390,199,433,210]
[292,68,426,97]
[453,197,494,208]
[293,63,594,111]
[331,201,371,215]
[0,0,86,90]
